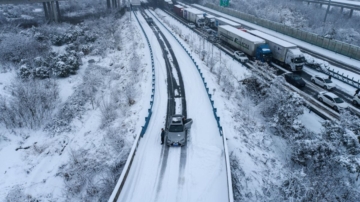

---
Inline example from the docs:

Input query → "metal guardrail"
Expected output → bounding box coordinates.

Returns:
[148,9,234,202]
[108,10,156,202]
[327,68,360,89]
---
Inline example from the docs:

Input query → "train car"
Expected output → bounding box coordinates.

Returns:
[218,25,272,62]
[173,4,184,17]
[247,30,305,71]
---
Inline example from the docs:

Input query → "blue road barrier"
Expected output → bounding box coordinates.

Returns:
[133,11,156,137]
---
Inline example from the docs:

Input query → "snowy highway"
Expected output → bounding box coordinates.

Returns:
[112,10,229,202]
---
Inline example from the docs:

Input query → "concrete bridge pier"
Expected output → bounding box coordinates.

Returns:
[42,1,60,22]
[349,9,353,17]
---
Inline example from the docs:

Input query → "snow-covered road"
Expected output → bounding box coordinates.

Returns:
[117,11,228,202]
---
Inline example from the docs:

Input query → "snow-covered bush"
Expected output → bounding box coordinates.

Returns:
[5,185,29,202]
[60,144,128,201]
[0,79,59,129]
[99,97,118,128]
[124,82,137,106]
[0,33,50,64]
[18,50,81,79]
[45,86,88,135]
[49,26,85,46]
[240,72,304,138]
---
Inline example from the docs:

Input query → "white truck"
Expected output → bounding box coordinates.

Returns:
[182,7,205,27]
[247,30,305,71]
[203,13,216,27]
[218,25,272,62]
[214,17,242,29]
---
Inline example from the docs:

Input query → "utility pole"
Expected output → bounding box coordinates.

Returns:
[323,0,331,22]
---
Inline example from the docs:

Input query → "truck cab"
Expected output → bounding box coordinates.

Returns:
[196,15,205,27]
[285,48,306,71]
[255,44,272,62]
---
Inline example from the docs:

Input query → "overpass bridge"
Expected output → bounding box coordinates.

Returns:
[298,0,360,18]
[0,0,122,22]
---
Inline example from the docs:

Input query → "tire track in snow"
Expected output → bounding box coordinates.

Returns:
[140,9,190,201]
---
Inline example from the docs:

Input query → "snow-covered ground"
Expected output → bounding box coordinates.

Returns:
[117,10,228,202]
[0,12,151,201]
[2,3,359,201]
[149,8,326,201]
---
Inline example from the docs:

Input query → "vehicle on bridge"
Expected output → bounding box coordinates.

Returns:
[165,114,193,146]
[218,25,272,62]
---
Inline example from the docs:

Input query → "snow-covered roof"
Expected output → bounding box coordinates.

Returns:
[204,14,215,19]
[174,5,184,9]
[184,7,204,15]
[247,30,297,48]
[288,47,303,55]
[220,25,265,43]
[215,17,241,27]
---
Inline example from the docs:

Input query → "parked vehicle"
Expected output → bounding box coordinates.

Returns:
[183,7,205,27]
[187,23,196,29]
[213,17,241,29]
[305,60,329,73]
[311,75,335,90]
[218,25,272,62]
[202,26,216,35]
[173,4,184,17]
[284,73,306,88]
[204,13,216,27]
[164,0,173,10]
[145,17,154,24]
[234,51,249,63]
[247,30,305,71]
[317,91,347,111]
[352,94,360,106]
[165,115,193,146]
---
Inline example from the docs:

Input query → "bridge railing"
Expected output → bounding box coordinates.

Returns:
[108,10,156,202]
[147,9,234,202]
